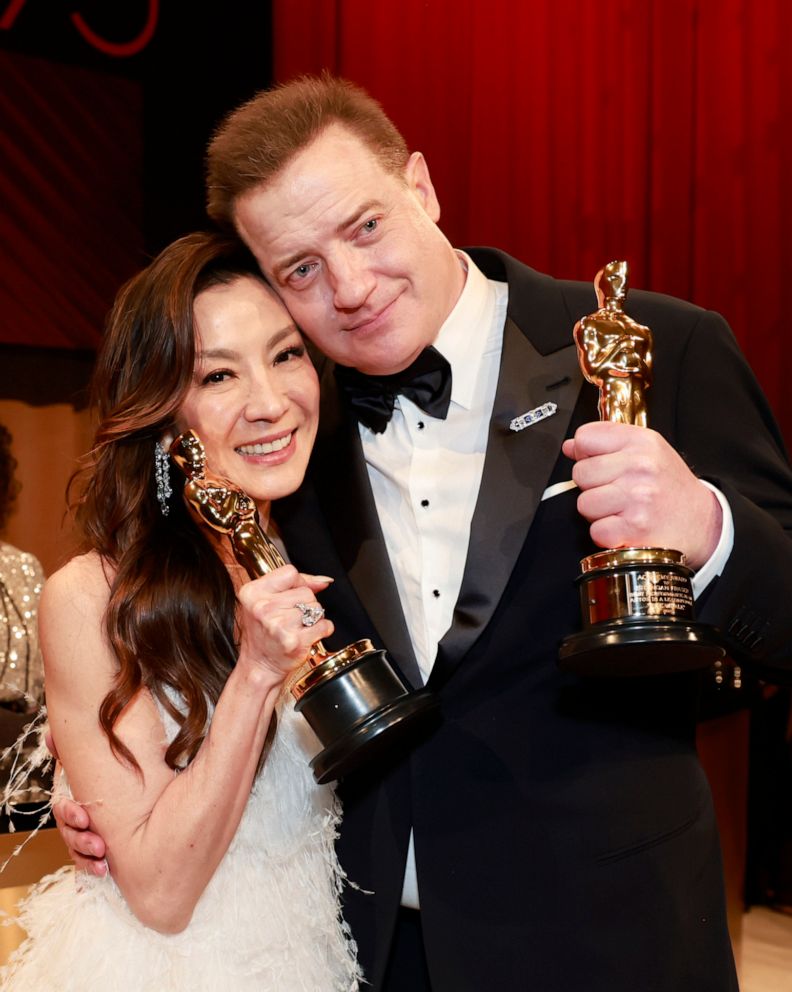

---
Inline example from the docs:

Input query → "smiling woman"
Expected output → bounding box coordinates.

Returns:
[0,232,360,991]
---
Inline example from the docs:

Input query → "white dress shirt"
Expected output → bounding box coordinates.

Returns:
[361,254,506,685]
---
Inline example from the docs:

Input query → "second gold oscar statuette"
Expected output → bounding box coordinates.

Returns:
[558,261,725,676]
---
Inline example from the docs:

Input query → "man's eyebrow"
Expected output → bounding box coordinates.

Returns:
[274,200,384,277]
[337,199,382,234]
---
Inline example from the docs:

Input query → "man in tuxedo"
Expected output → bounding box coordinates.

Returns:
[58,76,792,990]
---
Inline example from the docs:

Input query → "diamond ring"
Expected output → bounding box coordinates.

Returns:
[295,602,325,627]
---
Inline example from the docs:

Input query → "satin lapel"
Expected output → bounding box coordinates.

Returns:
[308,367,422,687]
[429,318,582,687]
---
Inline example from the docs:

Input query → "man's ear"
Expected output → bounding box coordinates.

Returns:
[404,151,441,222]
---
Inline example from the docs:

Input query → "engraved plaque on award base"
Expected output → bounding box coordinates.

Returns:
[170,430,437,782]
[558,261,725,677]
[559,547,724,676]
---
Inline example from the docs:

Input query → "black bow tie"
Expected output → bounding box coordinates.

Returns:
[335,346,452,434]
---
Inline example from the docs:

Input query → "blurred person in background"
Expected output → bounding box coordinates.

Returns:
[0,423,46,811]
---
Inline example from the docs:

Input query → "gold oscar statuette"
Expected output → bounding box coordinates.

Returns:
[558,261,725,676]
[169,430,437,782]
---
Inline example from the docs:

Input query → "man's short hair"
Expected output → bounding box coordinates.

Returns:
[206,73,409,229]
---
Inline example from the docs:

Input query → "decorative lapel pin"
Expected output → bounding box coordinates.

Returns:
[509,402,558,432]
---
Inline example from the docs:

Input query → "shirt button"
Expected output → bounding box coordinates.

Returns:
[417,421,425,430]
[432,589,440,598]
[421,499,429,507]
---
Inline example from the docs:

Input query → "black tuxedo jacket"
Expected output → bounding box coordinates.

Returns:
[275,249,792,991]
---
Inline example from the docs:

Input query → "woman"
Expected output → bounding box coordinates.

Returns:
[1,233,361,990]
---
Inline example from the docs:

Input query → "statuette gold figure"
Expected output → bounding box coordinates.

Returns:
[574,260,653,427]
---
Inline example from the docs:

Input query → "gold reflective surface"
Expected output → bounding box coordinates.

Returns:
[288,639,376,697]
[574,260,653,427]
[580,547,687,573]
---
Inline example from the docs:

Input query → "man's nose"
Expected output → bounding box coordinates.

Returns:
[330,250,376,310]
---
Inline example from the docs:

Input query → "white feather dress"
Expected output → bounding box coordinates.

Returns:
[0,693,361,991]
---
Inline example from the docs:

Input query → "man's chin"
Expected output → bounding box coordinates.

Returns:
[350,348,426,378]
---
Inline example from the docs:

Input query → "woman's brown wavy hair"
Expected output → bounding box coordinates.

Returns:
[73,231,264,772]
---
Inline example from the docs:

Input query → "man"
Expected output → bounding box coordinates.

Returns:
[58,76,792,990]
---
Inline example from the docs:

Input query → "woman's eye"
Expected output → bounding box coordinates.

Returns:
[201,369,231,385]
[274,345,305,365]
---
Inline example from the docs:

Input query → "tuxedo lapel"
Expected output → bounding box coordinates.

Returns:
[306,368,422,687]
[429,318,582,687]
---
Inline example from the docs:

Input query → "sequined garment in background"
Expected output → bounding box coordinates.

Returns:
[0,542,47,815]
[0,542,44,705]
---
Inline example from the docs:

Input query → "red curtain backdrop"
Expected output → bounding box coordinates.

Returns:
[0,50,143,574]
[0,49,143,350]
[273,0,792,444]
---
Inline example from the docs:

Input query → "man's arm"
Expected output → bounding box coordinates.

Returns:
[52,803,108,875]
[47,733,108,876]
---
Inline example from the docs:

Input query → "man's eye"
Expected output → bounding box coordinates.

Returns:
[291,262,316,281]
[362,218,378,233]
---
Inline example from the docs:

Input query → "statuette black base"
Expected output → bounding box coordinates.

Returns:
[308,688,437,784]
[559,619,724,677]
[293,646,438,783]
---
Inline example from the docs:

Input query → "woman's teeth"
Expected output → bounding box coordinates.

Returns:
[237,433,292,456]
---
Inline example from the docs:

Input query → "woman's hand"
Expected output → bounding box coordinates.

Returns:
[236,565,335,683]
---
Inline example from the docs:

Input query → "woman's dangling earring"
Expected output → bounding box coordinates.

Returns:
[154,441,172,516]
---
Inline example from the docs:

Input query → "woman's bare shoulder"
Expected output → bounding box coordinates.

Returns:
[40,551,114,626]
[39,552,122,694]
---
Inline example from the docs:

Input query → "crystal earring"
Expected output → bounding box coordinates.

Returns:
[154,440,172,516]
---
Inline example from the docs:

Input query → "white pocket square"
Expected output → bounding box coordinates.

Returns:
[541,480,578,501]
